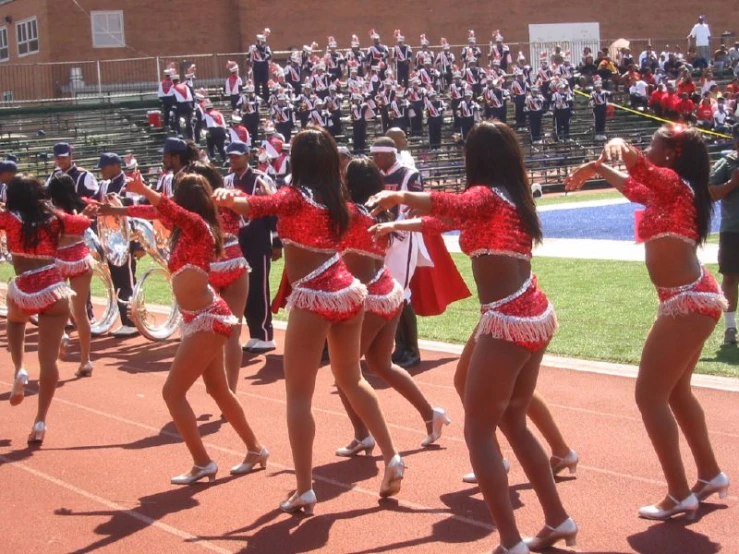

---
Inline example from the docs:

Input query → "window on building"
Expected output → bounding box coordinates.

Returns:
[16,17,39,57]
[91,11,125,48]
[0,26,8,62]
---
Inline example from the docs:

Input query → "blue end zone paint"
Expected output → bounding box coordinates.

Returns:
[539,203,722,240]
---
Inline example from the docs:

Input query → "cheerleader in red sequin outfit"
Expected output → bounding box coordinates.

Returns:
[185,162,251,394]
[1,175,94,445]
[97,171,267,485]
[213,128,404,515]
[566,124,730,521]
[334,158,450,457]
[48,174,96,377]
[370,122,576,554]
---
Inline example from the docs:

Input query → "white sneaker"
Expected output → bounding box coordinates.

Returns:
[111,325,139,338]
[244,339,276,353]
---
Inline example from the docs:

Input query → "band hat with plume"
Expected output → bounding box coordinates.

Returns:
[394,29,405,42]
[369,28,380,40]
[420,34,429,46]
[227,60,239,73]
[351,34,360,47]
[185,64,196,77]
[328,36,337,48]
[441,37,450,50]
[256,27,271,41]
[468,30,476,43]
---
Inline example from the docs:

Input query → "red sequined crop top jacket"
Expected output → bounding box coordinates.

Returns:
[247,186,341,252]
[622,154,699,244]
[126,196,214,275]
[421,186,533,260]
[0,211,91,258]
[341,203,389,260]
[220,190,247,238]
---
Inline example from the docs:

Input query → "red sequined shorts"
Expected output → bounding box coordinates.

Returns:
[56,241,95,279]
[657,266,727,322]
[365,266,404,320]
[475,274,557,353]
[180,294,239,339]
[7,264,75,316]
[209,240,250,290]
[287,254,367,323]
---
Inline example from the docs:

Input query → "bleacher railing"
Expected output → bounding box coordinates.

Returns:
[0,36,734,105]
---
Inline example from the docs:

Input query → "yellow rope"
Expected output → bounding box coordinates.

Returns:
[572,89,732,139]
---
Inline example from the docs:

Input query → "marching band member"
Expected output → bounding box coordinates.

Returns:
[48,174,96,375]
[369,121,575,554]
[271,94,295,140]
[157,67,176,131]
[213,128,405,513]
[417,58,437,91]
[415,35,433,71]
[201,101,228,163]
[376,78,395,133]
[457,89,478,141]
[172,74,195,140]
[47,142,99,200]
[482,78,500,120]
[311,63,331,100]
[184,64,197,95]
[2,175,94,445]
[537,56,553,110]
[335,158,450,456]
[99,170,267,485]
[449,68,465,132]
[591,79,610,140]
[96,153,140,338]
[407,79,425,137]
[301,42,319,75]
[489,31,512,72]
[224,61,243,111]
[388,88,408,133]
[525,86,545,144]
[325,85,344,137]
[249,29,273,101]
[566,125,730,522]
[325,36,344,81]
[425,90,446,150]
[285,51,303,95]
[461,30,482,69]
[511,70,529,130]
[552,82,574,142]
[157,138,200,197]
[351,93,374,153]
[295,82,316,129]
[436,38,455,90]
[367,29,389,76]
[346,34,366,76]
[465,58,484,98]
[393,30,412,87]
[229,114,250,146]
[238,82,261,145]
[192,89,207,144]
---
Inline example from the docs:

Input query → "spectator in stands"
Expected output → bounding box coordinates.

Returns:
[654,67,667,86]
[677,71,697,99]
[688,15,712,69]
[639,44,658,71]
[728,42,739,70]
[714,45,730,73]
[629,75,649,110]
[576,54,598,86]
[697,95,716,128]
[650,83,667,117]
[713,97,732,133]
[664,53,682,79]
[642,66,656,86]
[709,124,739,346]
[661,82,679,119]
[701,69,718,96]
[674,92,696,122]
[726,76,739,96]
[550,45,564,66]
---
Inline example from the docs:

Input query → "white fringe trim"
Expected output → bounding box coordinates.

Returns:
[210,256,251,273]
[659,292,729,318]
[55,254,95,276]
[365,271,404,315]
[476,302,558,344]
[7,280,75,311]
[287,280,368,314]
[180,313,239,338]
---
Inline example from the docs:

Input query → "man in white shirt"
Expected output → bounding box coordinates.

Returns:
[688,15,712,67]
[386,127,417,169]
[729,42,739,69]
[629,78,649,110]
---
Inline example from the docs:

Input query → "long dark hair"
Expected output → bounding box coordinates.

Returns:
[464,121,543,244]
[6,174,62,249]
[345,157,384,205]
[171,173,223,256]
[290,128,350,237]
[173,140,201,169]
[48,174,85,214]
[184,161,225,190]
[655,124,712,243]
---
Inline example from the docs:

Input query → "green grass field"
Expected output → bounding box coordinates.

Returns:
[535,189,624,207]
[2,254,737,377]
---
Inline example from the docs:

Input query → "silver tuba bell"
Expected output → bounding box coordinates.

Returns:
[82,228,120,336]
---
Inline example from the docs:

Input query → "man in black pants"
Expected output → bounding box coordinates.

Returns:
[249,29,272,102]
[96,153,139,338]
[225,141,282,354]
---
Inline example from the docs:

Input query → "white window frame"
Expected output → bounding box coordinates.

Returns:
[16,16,39,58]
[91,11,126,49]
[0,26,9,62]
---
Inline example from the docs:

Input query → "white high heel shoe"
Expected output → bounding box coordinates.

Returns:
[462,458,510,484]
[10,369,29,407]
[524,517,578,551]
[380,454,405,498]
[170,461,218,485]
[335,436,376,457]
[695,472,730,501]
[638,493,699,520]
[495,540,529,554]
[59,333,70,360]
[280,490,317,515]
[230,447,269,475]
[421,408,451,447]
[551,450,579,476]
[27,421,46,445]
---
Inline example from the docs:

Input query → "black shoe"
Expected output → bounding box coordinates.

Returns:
[397,351,421,369]
[391,348,407,364]
[111,325,139,338]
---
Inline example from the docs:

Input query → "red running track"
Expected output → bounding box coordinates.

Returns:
[0,321,737,554]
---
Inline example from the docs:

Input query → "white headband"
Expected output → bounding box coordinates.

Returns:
[369,146,397,154]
